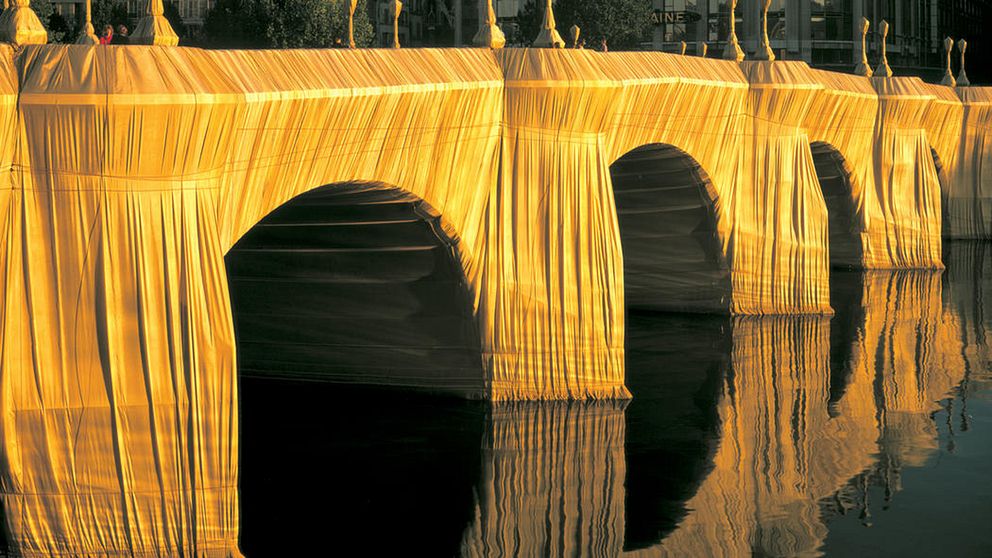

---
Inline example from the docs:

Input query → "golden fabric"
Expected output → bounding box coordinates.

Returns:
[950,88,992,238]
[2,43,991,554]
[869,78,944,266]
[6,45,990,405]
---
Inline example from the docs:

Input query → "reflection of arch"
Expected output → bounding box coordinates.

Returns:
[610,144,730,312]
[623,313,728,550]
[811,142,863,268]
[225,181,485,398]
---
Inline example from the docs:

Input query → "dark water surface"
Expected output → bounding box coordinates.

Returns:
[239,242,992,557]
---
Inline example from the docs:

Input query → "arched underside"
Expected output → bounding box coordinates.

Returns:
[225,181,485,398]
[811,142,863,268]
[931,147,951,238]
[610,144,730,313]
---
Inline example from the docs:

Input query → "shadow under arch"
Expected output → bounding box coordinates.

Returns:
[810,141,863,268]
[224,180,485,398]
[609,143,730,313]
[931,147,951,238]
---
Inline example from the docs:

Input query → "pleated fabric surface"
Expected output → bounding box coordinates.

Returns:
[0,43,990,556]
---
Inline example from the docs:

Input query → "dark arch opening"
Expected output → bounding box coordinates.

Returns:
[224,181,484,398]
[811,142,863,269]
[609,144,730,313]
[931,147,951,238]
[611,144,729,548]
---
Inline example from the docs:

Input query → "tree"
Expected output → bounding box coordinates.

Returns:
[204,0,373,49]
[204,0,272,49]
[91,0,130,33]
[163,1,190,41]
[517,0,650,50]
[32,0,130,43]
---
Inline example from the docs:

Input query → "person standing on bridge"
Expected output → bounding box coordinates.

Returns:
[111,25,129,45]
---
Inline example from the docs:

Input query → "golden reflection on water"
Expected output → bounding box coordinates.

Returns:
[3,246,989,556]
[460,402,628,557]
[643,270,962,557]
[460,264,978,557]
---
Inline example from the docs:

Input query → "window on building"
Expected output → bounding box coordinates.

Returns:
[707,0,739,43]
[810,0,852,41]
[768,0,786,41]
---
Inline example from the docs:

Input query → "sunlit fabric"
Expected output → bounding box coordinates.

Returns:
[5,45,992,407]
[949,88,992,238]
[2,43,992,555]
[870,78,944,267]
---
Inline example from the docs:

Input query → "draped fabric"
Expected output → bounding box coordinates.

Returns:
[950,88,992,238]
[869,78,944,267]
[0,43,990,555]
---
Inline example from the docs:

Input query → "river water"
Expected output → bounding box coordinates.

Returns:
[237,242,992,557]
[3,244,988,556]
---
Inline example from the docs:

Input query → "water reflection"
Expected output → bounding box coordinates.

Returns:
[459,264,977,556]
[3,245,990,555]
[461,402,628,557]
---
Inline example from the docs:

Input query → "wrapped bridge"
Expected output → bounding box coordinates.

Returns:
[2,43,992,557]
[3,45,991,404]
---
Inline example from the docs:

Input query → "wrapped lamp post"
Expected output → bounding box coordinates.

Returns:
[0,0,47,46]
[473,0,505,49]
[874,20,892,77]
[755,0,775,61]
[941,37,956,87]
[76,0,99,45]
[957,39,970,86]
[722,0,744,62]
[532,0,564,48]
[854,18,872,77]
[391,0,402,48]
[131,0,179,45]
[348,0,357,48]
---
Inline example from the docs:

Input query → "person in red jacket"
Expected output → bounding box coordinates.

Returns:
[99,25,113,45]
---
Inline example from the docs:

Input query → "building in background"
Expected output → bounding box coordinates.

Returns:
[402,0,521,47]
[39,0,990,84]
[650,1,989,82]
[169,0,214,27]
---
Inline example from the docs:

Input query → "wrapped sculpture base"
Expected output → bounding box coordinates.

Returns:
[131,14,179,46]
[0,5,48,46]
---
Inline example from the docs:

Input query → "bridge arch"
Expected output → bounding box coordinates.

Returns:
[224,180,486,398]
[930,147,951,238]
[810,141,863,268]
[609,143,730,313]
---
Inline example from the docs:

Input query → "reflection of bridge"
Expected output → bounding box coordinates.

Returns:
[2,44,992,555]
